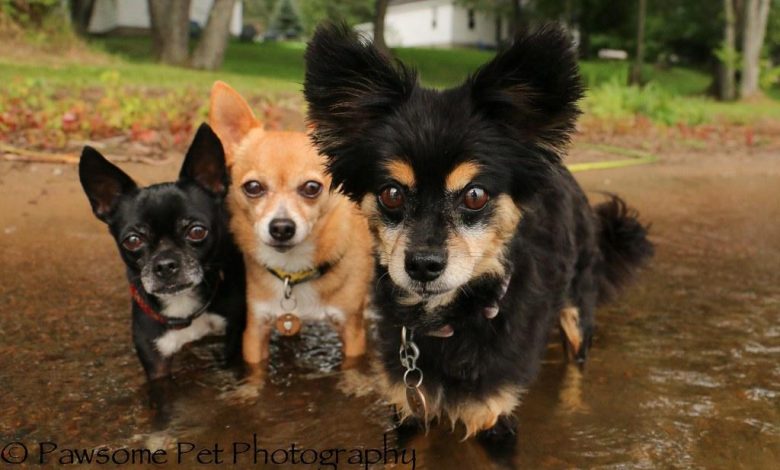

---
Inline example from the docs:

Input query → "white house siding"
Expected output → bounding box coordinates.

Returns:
[88,0,119,33]
[385,0,454,47]
[450,5,500,47]
[190,0,243,36]
[356,0,507,48]
[114,0,150,29]
[89,0,242,36]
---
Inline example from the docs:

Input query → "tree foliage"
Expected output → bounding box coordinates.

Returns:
[298,0,373,35]
[0,0,60,26]
[459,0,749,65]
[269,0,302,36]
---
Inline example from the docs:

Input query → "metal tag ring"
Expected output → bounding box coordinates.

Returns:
[403,368,424,389]
[399,342,420,362]
[401,325,414,347]
[280,296,297,311]
[283,276,293,299]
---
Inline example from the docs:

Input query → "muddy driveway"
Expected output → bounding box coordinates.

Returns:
[1,147,779,468]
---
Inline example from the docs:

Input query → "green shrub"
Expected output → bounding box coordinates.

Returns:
[584,78,709,126]
[0,0,83,54]
[0,0,60,26]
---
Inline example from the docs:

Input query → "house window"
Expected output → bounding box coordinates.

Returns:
[432,7,437,29]
[468,9,475,30]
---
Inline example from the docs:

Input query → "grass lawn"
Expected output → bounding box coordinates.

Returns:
[1,35,778,138]
[0,36,718,95]
[0,44,304,98]
[88,36,717,94]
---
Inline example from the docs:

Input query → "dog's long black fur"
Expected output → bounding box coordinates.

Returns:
[304,23,653,436]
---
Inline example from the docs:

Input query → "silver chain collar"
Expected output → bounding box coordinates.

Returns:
[400,326,428,423]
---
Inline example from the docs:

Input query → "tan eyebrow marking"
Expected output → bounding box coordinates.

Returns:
[384,160,416,187]
[445,162,481,191]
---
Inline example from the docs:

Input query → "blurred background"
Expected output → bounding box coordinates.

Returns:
[0,0,779,160]
[2,3,780,469]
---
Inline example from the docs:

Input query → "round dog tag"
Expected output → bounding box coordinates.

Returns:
[275,313,301,336]
[406,387,428,421]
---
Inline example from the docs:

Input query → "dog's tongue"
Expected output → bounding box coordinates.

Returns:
[483,305,500,319]
[483,278,510,319]
[426,324,454,338]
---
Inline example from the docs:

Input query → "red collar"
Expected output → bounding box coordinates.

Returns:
[130,284,167,325]
[129,283,209,330]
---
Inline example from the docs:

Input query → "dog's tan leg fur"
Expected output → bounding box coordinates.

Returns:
[376,367,441,423]
[321,265,369,360]
[314,199,373,360]
[560,306,582,358]
[381,368,521,438]
[447,386,520,439]
[242,312,272,364]
[339,303,366,358]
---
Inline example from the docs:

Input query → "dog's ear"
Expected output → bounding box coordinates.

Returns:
[469,25,583,155]
[179,123,228,197]
[304,22,417,196]
[209,81,261,164]
[79,147,137,222]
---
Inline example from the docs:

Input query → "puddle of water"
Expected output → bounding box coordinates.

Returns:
[1,159,779,469]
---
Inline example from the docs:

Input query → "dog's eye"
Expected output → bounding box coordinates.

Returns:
[186,225,208,242]
[378,185,405,211]
[242,180,265,198]
[122,234,145,251]
[463,186,490,211]
[299,180,323,198]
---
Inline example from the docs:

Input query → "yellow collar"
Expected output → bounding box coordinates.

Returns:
[265,264,329,286]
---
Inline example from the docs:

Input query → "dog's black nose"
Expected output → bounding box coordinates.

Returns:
[405,249,447,282]
[269,218,296,242]
[154,258,179,279]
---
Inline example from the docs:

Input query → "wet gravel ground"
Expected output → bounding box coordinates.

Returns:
[1,148,779,468]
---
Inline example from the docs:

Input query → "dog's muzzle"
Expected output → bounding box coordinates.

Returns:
[404,247,447,282]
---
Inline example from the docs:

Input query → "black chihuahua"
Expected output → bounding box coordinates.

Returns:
[79,123,246,380]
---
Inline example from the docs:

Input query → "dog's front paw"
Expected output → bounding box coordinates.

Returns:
[337,367,376,397]
[219,364,266,403]
[476,414,518,454]
[392,409,426,444]
[220,382,263,403]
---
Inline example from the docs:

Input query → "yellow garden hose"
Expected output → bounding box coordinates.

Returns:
[567,144,658,173]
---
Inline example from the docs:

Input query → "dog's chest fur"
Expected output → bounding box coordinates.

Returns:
[375,234,561,390]
[250,277,344,324]
[249,241,346,324]
[154,293,227,357]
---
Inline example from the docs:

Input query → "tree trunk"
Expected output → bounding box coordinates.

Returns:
[147,0,164,60]
[719,0,738,101]
[373,0,389,54]
[495,14,502,46]
[740,0,771,99]
[192,0,235,70]
[628,0,647,86]
[148,0,191,66]
[69,0,95,36]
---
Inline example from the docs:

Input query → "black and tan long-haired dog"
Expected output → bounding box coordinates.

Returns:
[304,24,653,439]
